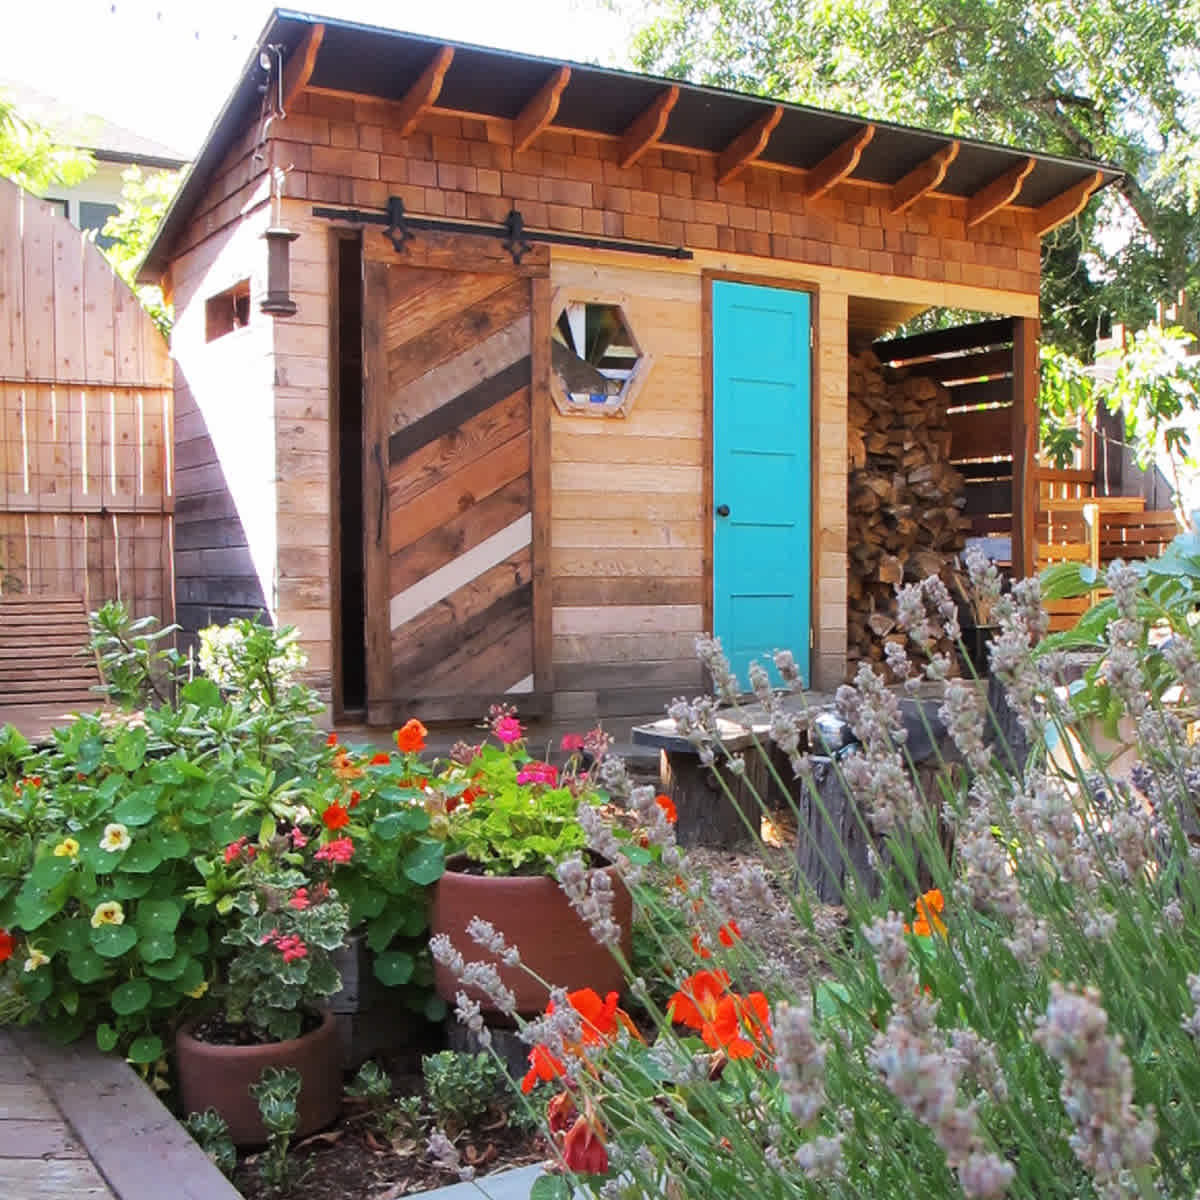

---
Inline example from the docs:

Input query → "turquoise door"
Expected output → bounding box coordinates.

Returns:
[712,280,811,688]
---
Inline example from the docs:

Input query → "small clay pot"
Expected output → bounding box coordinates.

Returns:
[430,857,633,1015]
[175,1009,342,1146]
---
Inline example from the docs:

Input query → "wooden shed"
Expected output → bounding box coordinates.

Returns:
[139,10,1118,723]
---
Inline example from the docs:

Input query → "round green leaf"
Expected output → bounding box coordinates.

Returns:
[373,950,415,987]
[135,899,182,933]
[68,948,111,984]
[127,1035,164,1064]
[144,951,190,981]
[423,993,448,1023]
[29,854,74,889]
[401,840,444,886]
[111,874,155,900]
[138,932,176,964]
[13,885,60,931]
[117,840,162,874]
[114,786,160,827]
[90,923,138,958]
[111,979,152,1016]
[374,808,430,840]
[96,1024,119,1053]
[177,959,205,995]
[158,832,190,860]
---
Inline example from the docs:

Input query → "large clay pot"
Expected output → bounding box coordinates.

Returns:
[431,857,633,1015]
[175,1009,342,1146]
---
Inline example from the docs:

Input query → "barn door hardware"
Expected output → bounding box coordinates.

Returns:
[311,199,694,262]
[373,443,386,546]
[383,197,414,254]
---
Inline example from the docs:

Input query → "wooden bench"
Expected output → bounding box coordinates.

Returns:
[0,594,104,739]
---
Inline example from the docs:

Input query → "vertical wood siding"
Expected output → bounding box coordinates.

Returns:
[0,178,173,627]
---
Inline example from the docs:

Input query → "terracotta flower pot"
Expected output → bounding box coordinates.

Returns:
[431,857,633,1015]
[175,1009,342,1146]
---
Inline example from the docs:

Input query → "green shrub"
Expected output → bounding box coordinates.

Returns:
[422,1049,510,1130]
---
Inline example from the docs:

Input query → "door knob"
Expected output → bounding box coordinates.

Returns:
[715,504,730,517]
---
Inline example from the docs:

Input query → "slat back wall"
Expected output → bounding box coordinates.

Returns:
[875,320,1016,551]
[0,178,174,626]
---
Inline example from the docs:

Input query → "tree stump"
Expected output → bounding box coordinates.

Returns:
[660,747,779,848]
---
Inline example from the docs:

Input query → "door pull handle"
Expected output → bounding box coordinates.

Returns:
[715,504,730,517]
[374,443,386,546]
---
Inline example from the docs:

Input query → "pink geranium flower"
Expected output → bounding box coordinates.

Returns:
[494,715,523,744]
[517,761,558,786]
[560,733,585,752]
[315,836,354,865]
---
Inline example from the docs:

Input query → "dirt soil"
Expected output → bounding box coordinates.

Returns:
[234,1077,546,1199]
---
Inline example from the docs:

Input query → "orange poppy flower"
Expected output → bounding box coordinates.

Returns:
[394,718,428,753]
[520,1044,566,1093]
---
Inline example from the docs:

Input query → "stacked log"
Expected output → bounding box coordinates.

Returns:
[847,350,972,675]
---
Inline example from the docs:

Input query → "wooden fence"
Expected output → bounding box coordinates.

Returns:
[0,177,173,627]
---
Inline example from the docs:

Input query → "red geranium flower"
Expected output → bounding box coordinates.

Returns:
[370,751,391,766]
[0,929,13,963]
[322,802,350,831]
[348,790,362,808]
[315,836,354,865]
[394,718,428,754]
[325,732,339,746]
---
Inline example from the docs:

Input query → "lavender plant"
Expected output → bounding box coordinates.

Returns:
[432,541,1200,1200]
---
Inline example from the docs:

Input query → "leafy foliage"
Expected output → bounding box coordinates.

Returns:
[87,600,184,709]
[183,1109,236,1178]
[422,1049,512,1131]
[250,1066,303,1191]
[628,0,1200,351]
[0,95,94,193]
[100,166,178,337]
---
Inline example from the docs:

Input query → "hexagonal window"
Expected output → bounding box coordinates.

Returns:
[550,297,650,418]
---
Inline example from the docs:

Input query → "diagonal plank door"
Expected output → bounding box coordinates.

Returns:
[363,255,540,721]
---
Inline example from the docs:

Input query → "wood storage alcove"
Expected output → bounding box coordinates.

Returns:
[360,232,553,725]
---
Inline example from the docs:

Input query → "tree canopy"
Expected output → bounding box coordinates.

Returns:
[629,0,1200,354]
[0,95,94,193]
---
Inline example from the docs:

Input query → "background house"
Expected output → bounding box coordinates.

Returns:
[0,79,187,244]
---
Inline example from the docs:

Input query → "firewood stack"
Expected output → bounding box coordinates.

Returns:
[847,349,972,676]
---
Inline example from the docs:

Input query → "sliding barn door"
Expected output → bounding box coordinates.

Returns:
[362,246,548,724]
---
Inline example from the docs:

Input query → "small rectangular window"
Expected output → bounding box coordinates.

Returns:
[205,280,252,342]
[79,201,120,249]
[44,197,69,219]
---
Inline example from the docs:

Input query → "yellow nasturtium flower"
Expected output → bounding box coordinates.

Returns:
[53,838,80,858]
[186,980,209,999]
[90,900,125,928]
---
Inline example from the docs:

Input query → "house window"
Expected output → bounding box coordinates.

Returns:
[550,298,650,418]
[44,197,69,219]
[205,280,252,342]
[79,201,120,249]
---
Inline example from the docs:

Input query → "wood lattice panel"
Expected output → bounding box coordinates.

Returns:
[378,265,535,705]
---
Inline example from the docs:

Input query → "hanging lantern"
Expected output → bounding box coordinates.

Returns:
[260,227,300,317]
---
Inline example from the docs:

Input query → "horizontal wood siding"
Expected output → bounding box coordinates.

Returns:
[549,259,706,717]
[0,178,173,627]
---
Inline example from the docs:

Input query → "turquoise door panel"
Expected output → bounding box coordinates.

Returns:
[712,280,811,688]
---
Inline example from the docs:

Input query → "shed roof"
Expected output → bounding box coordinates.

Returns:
[139,7,1121,282]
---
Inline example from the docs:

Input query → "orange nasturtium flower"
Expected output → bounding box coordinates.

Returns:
[520,988,640,1093]
[322,801,350,831]
[904,888,947,938]
[562,1110,609,1174]
[332,750,364,781]
[708,991,774,1060]
[394,718,428,753]
[691,920,742,959]
[655,793,677,823]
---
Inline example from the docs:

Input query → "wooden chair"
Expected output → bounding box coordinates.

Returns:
[0,594,104,740]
